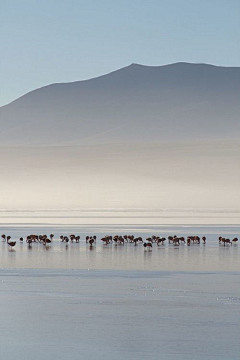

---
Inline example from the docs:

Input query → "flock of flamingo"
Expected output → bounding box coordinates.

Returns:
[1,233,238,250]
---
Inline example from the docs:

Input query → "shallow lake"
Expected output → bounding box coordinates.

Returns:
[0,224,239,272]
[1,223,239,359]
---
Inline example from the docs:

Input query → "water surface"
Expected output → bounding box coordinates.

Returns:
[1,269,239,360]
[0,224,239,272]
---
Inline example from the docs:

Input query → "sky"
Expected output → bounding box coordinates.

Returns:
[1,0,239,106]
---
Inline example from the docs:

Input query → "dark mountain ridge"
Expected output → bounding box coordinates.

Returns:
[1,62,239,146]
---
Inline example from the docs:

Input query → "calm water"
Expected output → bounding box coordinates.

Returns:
[1,269,240,360]
[1,224,240,359]
[0,224,239,271]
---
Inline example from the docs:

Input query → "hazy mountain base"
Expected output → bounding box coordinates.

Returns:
[1,141,239,214]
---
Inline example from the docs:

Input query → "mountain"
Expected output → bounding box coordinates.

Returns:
[1,63,239,214]
[1,62,240,146]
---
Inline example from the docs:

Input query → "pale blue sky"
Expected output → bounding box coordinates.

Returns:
[1,0,239,106]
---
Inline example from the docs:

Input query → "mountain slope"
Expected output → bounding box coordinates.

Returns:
[1,62,240,146]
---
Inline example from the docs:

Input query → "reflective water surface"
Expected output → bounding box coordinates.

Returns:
[0,224,239,271]
[1,269,240,360]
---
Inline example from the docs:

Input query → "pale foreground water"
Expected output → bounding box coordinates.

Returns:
[1,224,240,359]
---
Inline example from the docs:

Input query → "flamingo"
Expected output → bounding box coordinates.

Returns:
[143,242,152,248]
[117,236,124,245]
[133,238,139,245]
[89,238,94,246]
[7,238,16,249]
[157,237,166,245]
[220,238,232,246]
[101,236,110,244]
[70,234,76,242]
[26,238,33,247]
